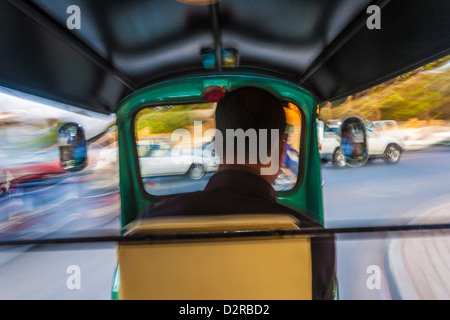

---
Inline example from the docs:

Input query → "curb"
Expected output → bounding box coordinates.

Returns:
[385,237,420,299]
[385,197,450,300]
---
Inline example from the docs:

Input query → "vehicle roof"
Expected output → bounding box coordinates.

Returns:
[1,0,448,114]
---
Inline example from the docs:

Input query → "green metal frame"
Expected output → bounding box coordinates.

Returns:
[115,73,324,231]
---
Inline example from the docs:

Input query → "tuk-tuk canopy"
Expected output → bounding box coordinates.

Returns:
[0,0,449,114]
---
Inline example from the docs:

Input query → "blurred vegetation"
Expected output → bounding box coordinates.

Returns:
[319,55,450,122]
[136,103,215,135]
[32,126,58,149]
[12,119,60,151]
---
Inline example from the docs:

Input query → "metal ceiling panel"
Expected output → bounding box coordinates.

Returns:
[0,0,447,112]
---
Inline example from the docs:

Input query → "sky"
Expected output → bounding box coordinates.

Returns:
[0,85,115,139]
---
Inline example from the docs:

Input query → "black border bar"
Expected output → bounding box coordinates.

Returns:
[0,223,449,246]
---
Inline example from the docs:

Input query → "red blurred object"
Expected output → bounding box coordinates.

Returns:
[8,162,66,185]
[204,86,226,103]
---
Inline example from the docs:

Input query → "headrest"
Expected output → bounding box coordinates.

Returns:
[124,214,300,235]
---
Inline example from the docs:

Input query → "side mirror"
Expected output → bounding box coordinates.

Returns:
[339,117,368,167]
[58,123,87,172]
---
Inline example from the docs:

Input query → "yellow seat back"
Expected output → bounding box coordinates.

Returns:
[118,214,312,300]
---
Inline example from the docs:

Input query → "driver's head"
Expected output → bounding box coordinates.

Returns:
[214,86,287,180]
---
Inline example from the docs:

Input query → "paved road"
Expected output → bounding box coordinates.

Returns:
[0,147,449,299]
[323,146,450,228]
[323,146,450,300]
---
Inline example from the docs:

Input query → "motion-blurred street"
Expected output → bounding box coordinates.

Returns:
[0,145,449,299]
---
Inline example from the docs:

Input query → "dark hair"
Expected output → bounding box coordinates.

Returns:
[215,86,286,161]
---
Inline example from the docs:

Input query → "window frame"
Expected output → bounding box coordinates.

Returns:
[132,100,307,199]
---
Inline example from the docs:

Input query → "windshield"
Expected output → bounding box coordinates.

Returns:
[134,102,303,195]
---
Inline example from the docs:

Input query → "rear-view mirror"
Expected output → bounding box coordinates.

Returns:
[58,123,87,172]
[339,117,368,167]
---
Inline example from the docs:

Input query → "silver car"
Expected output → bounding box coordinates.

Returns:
[138,141,219,179]
[318,120,404,167]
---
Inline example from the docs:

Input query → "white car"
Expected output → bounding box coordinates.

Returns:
[367,120,398,131]
[138,141,219,179]
[318,121,404,167]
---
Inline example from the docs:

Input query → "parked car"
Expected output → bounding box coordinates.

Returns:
[318,121,404,167]
[138,141,219,179]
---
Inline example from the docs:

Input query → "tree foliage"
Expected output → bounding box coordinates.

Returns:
[136,103,215,135]
[320,56,450,122]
